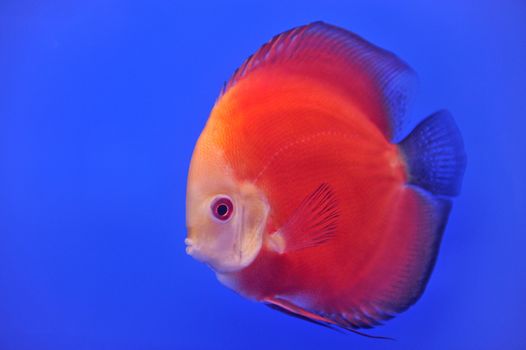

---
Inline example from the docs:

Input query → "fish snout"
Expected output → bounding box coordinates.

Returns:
[185,236,211,263]
[185,238,195,256]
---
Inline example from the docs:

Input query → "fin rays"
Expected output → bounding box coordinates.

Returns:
[277,183,340,253]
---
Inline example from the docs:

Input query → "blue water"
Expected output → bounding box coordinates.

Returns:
[1,1,525,349]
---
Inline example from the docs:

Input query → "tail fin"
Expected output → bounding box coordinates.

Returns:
[399,110,466,197]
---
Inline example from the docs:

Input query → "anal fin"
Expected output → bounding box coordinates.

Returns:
[264,297,335,326]
[264,297,392,339]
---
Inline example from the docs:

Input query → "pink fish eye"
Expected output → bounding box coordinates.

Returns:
[211,197,234,221]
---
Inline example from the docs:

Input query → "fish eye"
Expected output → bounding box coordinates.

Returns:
[211,196,234,222]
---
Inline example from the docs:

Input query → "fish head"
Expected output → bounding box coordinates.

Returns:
[185,130,269,273]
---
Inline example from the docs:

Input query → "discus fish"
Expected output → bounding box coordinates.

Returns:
[185,21,466,336]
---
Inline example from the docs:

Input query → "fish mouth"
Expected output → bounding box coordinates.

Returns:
[184,238,195,255]
[184,236,209,262]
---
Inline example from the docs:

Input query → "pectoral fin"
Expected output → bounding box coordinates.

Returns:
[268,183,339,254]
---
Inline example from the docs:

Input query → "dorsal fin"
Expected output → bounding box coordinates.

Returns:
[220,21,417,141]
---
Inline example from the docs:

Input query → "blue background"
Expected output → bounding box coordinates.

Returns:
[1,1,525,349]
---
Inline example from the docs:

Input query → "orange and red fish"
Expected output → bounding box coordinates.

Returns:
[185,22,466,335]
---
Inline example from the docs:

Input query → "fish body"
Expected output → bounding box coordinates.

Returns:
[185,22,466,332]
